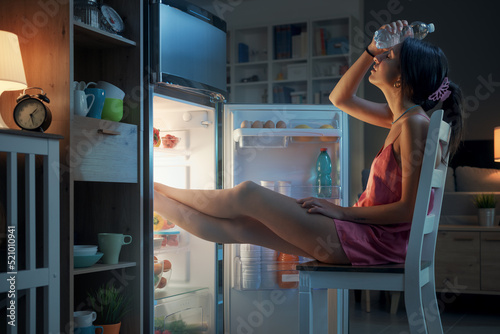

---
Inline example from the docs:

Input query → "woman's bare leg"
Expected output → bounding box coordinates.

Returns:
[154,181,350,264]
[154,193,314,257]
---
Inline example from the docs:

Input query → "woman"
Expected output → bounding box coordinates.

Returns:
[154,20,464,265]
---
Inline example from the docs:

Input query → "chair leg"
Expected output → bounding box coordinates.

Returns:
[299,273,328,334]
[421,282,443,334]
[364,290,371,313]
[299,275,311,333]
[390,291,401,314]
[404,286,428,334]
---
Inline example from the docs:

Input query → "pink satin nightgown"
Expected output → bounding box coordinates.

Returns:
[334,118,433,265]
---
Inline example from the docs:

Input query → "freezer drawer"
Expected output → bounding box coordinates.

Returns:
[71,116,138,182]
[154,288,210,334]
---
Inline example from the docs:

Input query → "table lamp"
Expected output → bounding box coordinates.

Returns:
[495,127,500,162]
[0,30,28,128]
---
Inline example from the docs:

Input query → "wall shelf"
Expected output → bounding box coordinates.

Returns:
[74,21,137,48]
[73,261,137,276]
[227,16,357,104]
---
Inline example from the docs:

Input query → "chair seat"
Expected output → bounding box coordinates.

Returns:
[297,260,431,274]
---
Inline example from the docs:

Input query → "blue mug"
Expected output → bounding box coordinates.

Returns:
[75,325,104,334]
[84,87,106,119]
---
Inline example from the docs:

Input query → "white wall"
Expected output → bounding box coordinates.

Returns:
[192,0,362,27]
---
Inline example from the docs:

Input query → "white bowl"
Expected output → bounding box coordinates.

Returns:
[74,245,97,256]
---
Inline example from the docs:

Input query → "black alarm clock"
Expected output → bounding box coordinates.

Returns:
[13,87,52,132]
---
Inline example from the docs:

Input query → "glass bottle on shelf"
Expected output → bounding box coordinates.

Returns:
[74,0,101,29]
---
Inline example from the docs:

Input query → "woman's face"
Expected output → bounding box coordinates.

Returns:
[368,44,402,88]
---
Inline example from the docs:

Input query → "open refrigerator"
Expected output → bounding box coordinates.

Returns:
[149,85,349,333]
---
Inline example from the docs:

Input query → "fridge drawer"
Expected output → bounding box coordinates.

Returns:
[71,116,138,182]
[154,288,210,333]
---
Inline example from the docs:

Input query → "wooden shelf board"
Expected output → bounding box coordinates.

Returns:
[73,261,137,275]
[74,22,136,48]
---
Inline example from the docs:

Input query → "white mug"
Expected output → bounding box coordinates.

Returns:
[74,90,95,117]
[74,310,97,328]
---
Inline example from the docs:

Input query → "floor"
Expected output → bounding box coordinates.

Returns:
[349,291,500,333]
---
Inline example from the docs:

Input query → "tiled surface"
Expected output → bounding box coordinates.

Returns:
[349,292,500,334]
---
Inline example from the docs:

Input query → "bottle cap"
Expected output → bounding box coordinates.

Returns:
[320,148,327,151]
[428,23,435,33]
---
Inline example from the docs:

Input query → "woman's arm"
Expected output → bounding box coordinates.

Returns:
[330,20,408,129]
[299,115,429,225]
[329,49,393,128]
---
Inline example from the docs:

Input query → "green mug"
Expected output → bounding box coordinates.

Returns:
[98,233,132,264]
[101,98,123,122]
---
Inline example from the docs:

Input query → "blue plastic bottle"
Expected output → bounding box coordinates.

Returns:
[316,148,332,197]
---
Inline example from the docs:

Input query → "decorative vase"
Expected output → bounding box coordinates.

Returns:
[95,322,121,334]
[478,208,496,227]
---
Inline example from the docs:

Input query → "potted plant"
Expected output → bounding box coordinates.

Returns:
[473,193,497,227]
[87,283,130,334]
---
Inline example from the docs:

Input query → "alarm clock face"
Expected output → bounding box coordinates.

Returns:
[14,98,48,130]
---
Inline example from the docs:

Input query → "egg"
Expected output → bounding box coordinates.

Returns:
[240,120,252,128]
[276,120,287,128]
[251,120,263,128]
[163,259,172,271]
[264,120,275,128]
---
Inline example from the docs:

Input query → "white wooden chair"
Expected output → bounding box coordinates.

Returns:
[297,110,450,334]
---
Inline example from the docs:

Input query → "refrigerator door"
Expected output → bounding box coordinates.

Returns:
[222,104,349,333]
[151,86,224,334]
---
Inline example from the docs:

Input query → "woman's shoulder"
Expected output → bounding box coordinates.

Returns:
[399,112,430,142]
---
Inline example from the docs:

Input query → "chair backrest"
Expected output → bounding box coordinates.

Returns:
[405,110,451,275]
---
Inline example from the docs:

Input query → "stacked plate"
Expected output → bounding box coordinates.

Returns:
[240,244,261,289]
[74,245,103,268]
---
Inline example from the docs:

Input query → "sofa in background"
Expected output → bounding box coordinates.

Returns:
[441,166,500,225]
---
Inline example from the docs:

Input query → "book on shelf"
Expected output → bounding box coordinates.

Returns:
[238,43,249,63]
[274,24,305,60]
[314,28,327,56]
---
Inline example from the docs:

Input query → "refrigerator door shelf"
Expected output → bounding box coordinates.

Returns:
[290,185,341,201]
[233,256,318,291]
[233,128,341,148]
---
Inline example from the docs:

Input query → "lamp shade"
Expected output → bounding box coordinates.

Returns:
[0,30,27,95]
[495,127,500,162]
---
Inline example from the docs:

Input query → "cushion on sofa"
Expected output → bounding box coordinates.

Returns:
[455,166,500,192]
[445,167,455,192]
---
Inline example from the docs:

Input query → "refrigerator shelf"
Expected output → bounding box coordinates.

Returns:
[154,147,192,158]
[154,286,209,304]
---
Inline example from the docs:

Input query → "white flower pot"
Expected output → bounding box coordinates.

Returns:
[478,208,496,227]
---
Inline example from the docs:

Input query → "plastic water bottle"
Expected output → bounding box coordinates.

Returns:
[374,21,435,49]
[316,148,332,197]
